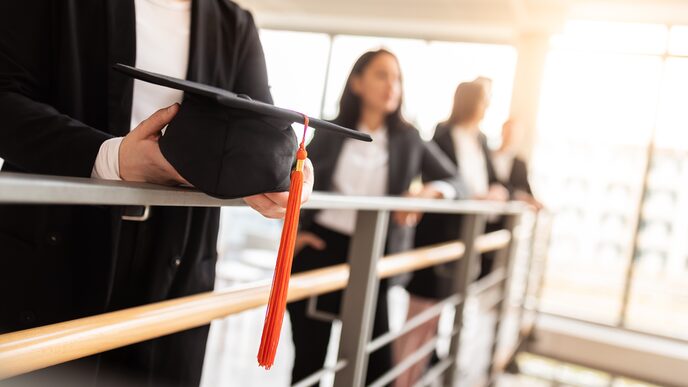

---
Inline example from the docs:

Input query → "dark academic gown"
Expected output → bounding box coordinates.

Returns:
[0,1,271,386]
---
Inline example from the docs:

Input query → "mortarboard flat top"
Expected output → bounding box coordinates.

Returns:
[114,64,371,142]
[113,64,370,199]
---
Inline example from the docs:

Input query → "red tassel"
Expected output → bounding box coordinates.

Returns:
[257,116,310,369]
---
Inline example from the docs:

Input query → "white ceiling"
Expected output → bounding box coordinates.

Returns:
[236,0,688,43]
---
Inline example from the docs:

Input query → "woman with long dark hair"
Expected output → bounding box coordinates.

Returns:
[288,49,464,385]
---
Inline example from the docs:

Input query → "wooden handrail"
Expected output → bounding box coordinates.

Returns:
[0,231,509,379]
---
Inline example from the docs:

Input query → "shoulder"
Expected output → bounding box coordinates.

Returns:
[513,157,528,170]
[308,120,345,152]
[217,1,252,18]
[478,131,488,143]
[210,1,258,33]
[435,122,450,133]
[432,122,452,140]
[390,121,424,146]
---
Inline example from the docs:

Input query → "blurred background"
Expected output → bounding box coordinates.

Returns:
[172,1,688,386]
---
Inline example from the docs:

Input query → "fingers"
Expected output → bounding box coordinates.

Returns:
[144,141,191,186]
[393,211,421,227]
[264,158,314,205]
[264,191,290,208]
[132,104,179,139]
[301,158,314,203]
[302,233,326,250]
[483,184,509,202]
[160,154,190,186]
[243,194,287,219]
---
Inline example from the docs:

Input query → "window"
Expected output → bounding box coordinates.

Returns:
[218,30,517,264]
[532,21,688,338]
[321,35,516,140]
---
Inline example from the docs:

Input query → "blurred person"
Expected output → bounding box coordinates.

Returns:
[0,1,313,386]
[395,81,508,387]
[492,119,542,209]
[473,76,493,103]
[288,49,465,386]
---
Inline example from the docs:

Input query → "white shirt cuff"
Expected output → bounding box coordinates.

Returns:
[427,180,457,200]
[91,137,124,180]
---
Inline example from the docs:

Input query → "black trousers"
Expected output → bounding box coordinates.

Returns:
[288,223,392,386]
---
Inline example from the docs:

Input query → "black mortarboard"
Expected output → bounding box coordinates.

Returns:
[114,64,371,199]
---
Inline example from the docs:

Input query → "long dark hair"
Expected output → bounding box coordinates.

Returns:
[446,81,487,127]
[333,49,409,131]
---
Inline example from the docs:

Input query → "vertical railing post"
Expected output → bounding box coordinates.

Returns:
[444,213,486,386]
[334,210,389,387]
[516,213,539,335]
[488,214,521,382]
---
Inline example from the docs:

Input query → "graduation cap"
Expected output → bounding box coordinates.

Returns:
[114,64,370,199]
[114,64,371,369]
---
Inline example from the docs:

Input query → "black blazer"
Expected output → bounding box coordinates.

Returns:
[416,123,500,240]
[0,1,267,385]
[300,120,465,255]
[408,123,499,299]
[502,156,532,196]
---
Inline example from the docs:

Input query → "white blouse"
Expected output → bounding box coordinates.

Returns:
[451,126,489,197]
[91,0,192,180]
[315,125,457,235]
[315,125,389,235]
[492,151,515,184]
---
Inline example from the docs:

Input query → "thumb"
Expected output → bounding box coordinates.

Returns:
[133,104,179,138]
[305,234,326,250]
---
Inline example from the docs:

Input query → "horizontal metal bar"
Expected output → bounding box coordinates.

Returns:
[0,172,527,214]
[468,267,507,296]
[368,336,440,387]
[411,358,453,387]
[291,359,347,387]
[479,291,506,312]
[366,294,462,353]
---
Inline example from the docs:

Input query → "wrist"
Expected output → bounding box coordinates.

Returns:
[91,137,124,180]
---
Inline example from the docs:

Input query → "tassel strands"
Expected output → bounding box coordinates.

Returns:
[257,116,310,369]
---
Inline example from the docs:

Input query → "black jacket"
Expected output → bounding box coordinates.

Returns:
[0,1,269,385]
[408,123,499,299]
[300,121,465,255]
[415,124,499,241]
[502,157,532,195]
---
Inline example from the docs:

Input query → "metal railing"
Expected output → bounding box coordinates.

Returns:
[0,172,539,386]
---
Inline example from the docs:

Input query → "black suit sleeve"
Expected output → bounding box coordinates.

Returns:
[0,2,111,177]
[421,139,468,199]
[231,11,273,105]
[511,158,533,195]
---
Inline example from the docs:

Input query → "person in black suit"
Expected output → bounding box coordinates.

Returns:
[0,2,313,386]
[395,81,508,386]
[492,119,542,209]
[287,49,464,386]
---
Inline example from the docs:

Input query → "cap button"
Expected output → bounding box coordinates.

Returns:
[46,232,61,246]
[20,310,36,325]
